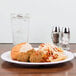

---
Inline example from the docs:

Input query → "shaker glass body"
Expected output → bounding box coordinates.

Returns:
[60,27,70,50]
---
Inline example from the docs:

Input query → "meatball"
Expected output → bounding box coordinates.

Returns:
[17,49,36,62]
[11,43,26,60]
[16,52,29,62]
[29,51,44,62]
[11,42,34,61]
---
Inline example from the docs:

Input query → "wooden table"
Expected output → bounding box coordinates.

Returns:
[0,43,76,76]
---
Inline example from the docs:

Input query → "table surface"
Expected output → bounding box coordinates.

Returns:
[0,43,76,76]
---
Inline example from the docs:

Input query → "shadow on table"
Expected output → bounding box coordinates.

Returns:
[1,61,73,73]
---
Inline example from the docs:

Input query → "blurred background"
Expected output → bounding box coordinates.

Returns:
[0,0,76,43]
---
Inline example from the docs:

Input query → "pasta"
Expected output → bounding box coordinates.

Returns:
[38,43,67,62]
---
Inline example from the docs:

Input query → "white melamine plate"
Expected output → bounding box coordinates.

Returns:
[1,49,74,65]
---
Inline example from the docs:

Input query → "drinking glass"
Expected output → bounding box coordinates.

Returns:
[11,13,30,45]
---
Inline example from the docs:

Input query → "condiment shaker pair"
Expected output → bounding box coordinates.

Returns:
[51,26,70,50]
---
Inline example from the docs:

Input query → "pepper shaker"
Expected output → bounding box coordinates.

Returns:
[51,26,60,46]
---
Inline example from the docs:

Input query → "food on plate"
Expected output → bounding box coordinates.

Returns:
[30,51,44,62]
[17,49,35,62]
[11,43,67,62]
[11,42,35,61]
[39,43,67,62]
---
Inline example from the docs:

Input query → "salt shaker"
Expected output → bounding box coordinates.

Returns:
[51,26,60,46]
[60,27,70,50]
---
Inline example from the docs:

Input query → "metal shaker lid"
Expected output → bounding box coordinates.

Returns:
[52,26,60,32]
[62,27,70,33]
